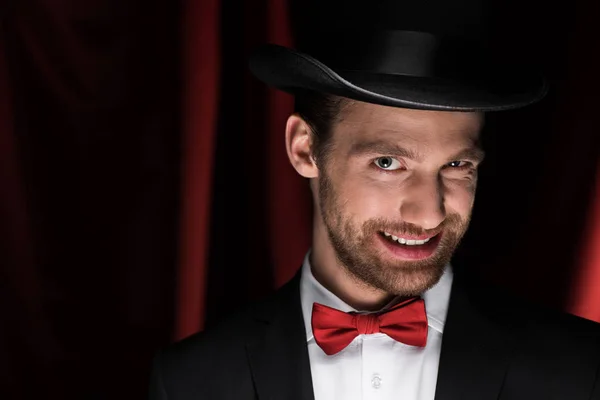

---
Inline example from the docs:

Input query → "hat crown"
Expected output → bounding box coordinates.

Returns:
[249,0,547,112]
[305,29,496,84]
[294,0,490,50]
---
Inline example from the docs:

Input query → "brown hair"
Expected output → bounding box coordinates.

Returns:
[293,91,350,167]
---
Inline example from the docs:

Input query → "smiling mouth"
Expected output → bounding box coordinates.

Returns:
[379,231,438,246]
[375,230,441,260]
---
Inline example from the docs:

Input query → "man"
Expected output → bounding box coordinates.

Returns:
[149,18,600,400]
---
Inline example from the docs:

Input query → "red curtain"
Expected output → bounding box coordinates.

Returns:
[571,170,600,319]
[174,0,312,338]
[175,0,221,339]
[474,0,600,322]
[562,0,600,320]
[2,0,181,397]
[265,0,312,289]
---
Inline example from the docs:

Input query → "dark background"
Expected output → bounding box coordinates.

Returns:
[1,0,598,398]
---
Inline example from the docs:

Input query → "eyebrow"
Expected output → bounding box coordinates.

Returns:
[348,140,425,162]
[449,147,486,164]
[347,140,485,163]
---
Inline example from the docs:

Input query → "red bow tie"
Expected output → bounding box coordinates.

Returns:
[311,298,428,355]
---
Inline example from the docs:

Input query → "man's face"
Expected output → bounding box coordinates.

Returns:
[314,101,484,297]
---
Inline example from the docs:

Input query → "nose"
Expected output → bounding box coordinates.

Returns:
[399,173,446,230]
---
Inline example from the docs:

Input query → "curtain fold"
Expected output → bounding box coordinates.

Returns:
[175,0,312,336]
[175,0,221,339]
[570,169,600,320]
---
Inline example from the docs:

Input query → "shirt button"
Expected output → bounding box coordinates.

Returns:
[371,374,382,389]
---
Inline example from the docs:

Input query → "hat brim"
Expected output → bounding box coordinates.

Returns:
[249,44,548,112]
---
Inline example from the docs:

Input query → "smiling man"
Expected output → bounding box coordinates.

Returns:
[149,13,600,400]
[293,100,482,309]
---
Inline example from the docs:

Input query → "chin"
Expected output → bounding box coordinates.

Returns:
[384,266,446,297]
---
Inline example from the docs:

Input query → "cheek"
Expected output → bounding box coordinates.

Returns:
[443,181,476,216]
[336,175,402,219]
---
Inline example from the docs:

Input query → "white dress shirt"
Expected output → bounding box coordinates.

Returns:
[300,252,453,400]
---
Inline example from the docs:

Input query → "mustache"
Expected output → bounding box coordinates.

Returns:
[363,214,466,237]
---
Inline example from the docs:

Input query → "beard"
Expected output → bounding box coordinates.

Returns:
[318,171,471,297]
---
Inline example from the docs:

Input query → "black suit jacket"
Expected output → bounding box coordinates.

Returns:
[149,270,600,400]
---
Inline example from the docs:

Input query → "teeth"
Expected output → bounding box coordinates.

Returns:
[383,232,432,246]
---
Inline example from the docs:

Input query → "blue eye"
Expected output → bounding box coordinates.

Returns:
[374,157,402,171]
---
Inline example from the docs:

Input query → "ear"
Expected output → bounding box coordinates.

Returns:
[285,114,319,178]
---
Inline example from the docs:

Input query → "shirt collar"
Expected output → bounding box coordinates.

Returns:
[300,251,453,341]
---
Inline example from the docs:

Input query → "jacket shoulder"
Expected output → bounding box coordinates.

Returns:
[149,274,302,400]
[150,298,269,399]
[479,281,600,397]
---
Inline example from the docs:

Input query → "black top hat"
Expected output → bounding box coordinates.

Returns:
[249,26,547,112]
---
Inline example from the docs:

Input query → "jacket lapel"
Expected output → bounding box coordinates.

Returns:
[245,271,315,400]
[435,275,518,400]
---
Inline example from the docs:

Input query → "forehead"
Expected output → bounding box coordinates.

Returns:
[332,100,484,148]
